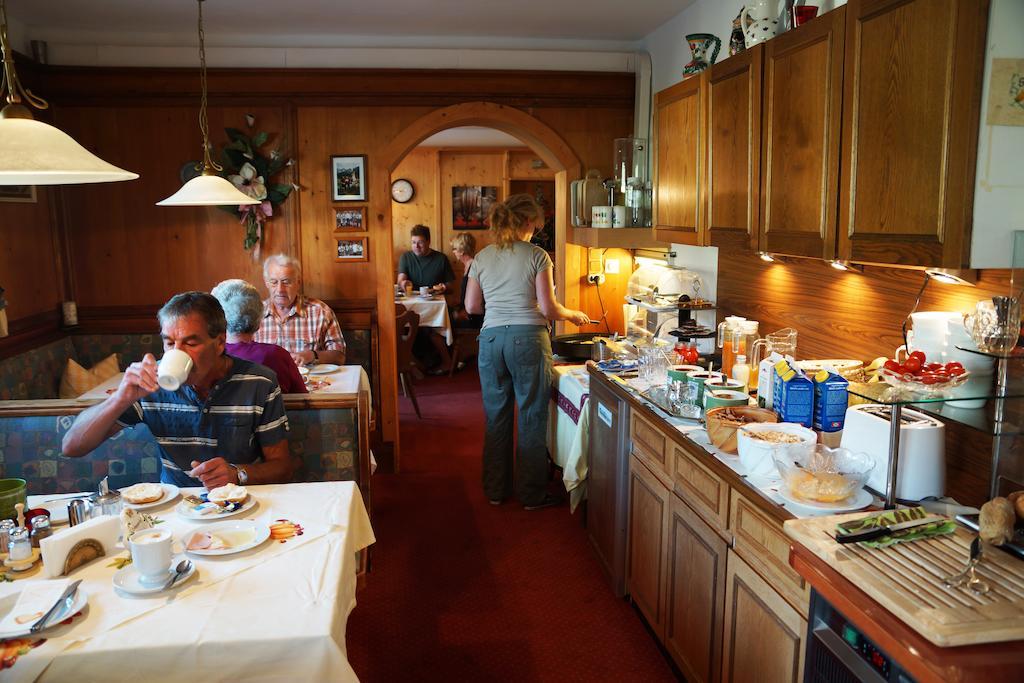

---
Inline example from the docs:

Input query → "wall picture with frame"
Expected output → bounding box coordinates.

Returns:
[332,155,367,201]
[452,185,497,229]
[336,237,368,262]
[335,206,366,231]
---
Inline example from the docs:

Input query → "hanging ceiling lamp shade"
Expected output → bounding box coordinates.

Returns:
[0,0,138,185]
[158,0,257,207]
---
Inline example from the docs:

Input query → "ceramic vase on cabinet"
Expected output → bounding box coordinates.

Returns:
[742,0,781,48]
[682,33,721,79]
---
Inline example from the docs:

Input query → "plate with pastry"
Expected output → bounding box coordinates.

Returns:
[176,486,255,521]
[184,520,270,556]
[120,483,180,510]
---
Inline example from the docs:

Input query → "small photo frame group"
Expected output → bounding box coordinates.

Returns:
[331,154,367,201]
[335,207,366,231]
[336,237,368,262]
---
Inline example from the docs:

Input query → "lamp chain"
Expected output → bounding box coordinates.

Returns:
[0,0,48,111]
[197,0,221,174]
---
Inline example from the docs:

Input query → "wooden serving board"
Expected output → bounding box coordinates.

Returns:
[784,513,1024,647]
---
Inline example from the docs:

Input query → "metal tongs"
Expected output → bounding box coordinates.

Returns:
[942,537,990,595]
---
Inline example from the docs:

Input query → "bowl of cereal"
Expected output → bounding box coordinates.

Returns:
[704,406,778,454]
[773,444,875,504]
[737,423,817,477]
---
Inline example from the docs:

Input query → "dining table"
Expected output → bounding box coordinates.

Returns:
[395,293,453,344]
[1,481,375,682]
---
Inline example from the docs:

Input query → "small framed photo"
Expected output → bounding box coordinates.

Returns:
[336,237,368,262]
[0,185,37,203]
[331,154,367,201]
[335,206,366,231]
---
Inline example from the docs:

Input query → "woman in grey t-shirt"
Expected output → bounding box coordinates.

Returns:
[465,195,589,510]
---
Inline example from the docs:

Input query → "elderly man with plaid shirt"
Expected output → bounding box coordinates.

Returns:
[254,254,346,366]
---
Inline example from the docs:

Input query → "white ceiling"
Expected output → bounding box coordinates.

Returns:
[418,127,528,148]
[6,0,692,48]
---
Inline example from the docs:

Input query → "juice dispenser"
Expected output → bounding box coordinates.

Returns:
[716,316,746,377]
[735,320,760,389]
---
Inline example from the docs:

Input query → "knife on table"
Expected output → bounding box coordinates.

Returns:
[29,579,82,634]
[836,515,947,544]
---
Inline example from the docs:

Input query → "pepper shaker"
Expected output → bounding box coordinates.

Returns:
[29,515,52,547]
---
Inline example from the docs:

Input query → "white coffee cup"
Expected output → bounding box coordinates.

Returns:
[420,286,430,297]
[592,206,613,228]
[158,349,194,391]
[611,205,627,228]
[129,528,173,585]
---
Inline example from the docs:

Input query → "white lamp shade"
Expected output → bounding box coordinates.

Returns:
[0,118,139,185]
[157,173,261,206]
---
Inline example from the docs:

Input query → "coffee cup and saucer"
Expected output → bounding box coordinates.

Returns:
[113,529,196,596]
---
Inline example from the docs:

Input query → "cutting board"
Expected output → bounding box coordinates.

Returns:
[784,513,1024,647]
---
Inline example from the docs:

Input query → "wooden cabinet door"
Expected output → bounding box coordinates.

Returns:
[654,76,705,245]
[627,455,670,638]
[664,494,727,683]
[759,7,846,259]
[837,0,989,267]
[706,45,763,251]
[586,382,629,597]
[723,551,807,683]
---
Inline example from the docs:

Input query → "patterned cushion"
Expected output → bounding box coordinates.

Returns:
[289,407,360,483]
[0,338,76,400]
[344,329,372,378]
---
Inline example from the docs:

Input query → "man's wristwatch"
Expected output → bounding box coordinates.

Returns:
[231,464,250,485]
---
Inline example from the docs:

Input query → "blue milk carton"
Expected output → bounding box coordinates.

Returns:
[772,360,814,427]
[812,370,849,432]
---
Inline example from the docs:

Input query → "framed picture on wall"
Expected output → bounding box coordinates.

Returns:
[336,237,368,262]
[0,185,37,203]
[335,207,366,231]
[331,155,367,201]
[452,185,497,229]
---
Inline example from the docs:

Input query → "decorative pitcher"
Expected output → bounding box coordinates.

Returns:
[682,33,721,80]
[742,0,781,48]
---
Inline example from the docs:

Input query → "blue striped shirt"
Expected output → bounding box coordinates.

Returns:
[116,356,289,487]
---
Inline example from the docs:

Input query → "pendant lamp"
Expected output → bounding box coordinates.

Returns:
[0,0,138,184]
[157,0,258,207]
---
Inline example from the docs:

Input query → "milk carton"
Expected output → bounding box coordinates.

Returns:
[772,360,814,427]
[812,370,849,432]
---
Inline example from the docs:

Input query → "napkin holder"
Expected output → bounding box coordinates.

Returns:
[40,515,120,578]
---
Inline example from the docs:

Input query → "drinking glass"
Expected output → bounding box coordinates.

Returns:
[677,381,701,419]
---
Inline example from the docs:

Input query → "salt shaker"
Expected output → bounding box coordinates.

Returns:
[29,515,52,547]
[8,527,31,561]
[0,518,16,551]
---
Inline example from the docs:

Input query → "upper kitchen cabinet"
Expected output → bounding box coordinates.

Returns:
[654,76,705,245]
[837,0,990,267]
[759,7,846,259]
[706,44,763,250]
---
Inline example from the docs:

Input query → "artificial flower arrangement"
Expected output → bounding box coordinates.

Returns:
[219,114,296,251]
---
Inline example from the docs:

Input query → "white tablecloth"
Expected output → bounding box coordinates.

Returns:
[5,481,374,682]
[395,295,453,344]
[547,365,590,512]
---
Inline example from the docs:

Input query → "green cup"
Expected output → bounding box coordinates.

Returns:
[667,365,703,383]
[704,389,751,411]
[686,371,725,404]
[0,478,27,521]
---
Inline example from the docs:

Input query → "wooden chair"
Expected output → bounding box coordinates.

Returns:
[448,326,480,377]
[396,308,422,418]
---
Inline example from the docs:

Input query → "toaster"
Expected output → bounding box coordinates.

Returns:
[839,404,945,501]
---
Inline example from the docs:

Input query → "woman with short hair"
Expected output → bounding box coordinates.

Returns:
[211,279,308,394]
[449,232,484,331]
[465,194,589,510]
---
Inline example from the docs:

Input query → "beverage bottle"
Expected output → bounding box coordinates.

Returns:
[732,354,751,391]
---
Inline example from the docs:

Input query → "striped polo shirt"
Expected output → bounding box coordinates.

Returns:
[116,356,289,487]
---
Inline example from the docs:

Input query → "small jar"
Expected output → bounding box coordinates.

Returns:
[91,490,122,517]
[0,519,16,551]
[8,527,31,561]
[29,515,52,548]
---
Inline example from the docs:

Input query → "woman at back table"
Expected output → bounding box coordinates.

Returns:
[212,279,308,394]
[465,194,589,510]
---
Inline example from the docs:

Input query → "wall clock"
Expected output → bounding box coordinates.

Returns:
[391,178,415,203]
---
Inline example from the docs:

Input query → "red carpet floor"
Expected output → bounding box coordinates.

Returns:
[346,367,678,682]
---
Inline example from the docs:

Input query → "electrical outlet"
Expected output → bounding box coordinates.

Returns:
[605,259,620,274]
[587,274,606,285]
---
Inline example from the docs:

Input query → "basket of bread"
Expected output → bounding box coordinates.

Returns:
[704,406,778,454]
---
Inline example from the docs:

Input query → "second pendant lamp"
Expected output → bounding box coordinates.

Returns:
[157,0,258,207]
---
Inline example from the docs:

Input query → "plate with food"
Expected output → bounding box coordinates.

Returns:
[120,483,180,510]
[308,363,341,375]
[0,582,88,639]
[176,484,255,520]
[876,351,969,396]
[185,520,270,556]
[773,443,875,511]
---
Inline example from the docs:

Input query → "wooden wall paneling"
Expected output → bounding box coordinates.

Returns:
[837,0,989,268]
[390,148,439,274]
[439,150,505,256]
[760,7,845,259]
[507,150,554,179]
[706,45,763,251]
[654,77,705,244]
[0,187,63,321]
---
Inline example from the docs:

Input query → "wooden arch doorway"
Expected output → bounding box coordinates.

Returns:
[374,101,582,471]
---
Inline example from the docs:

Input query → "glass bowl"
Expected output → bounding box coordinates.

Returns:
[878,367,969,397]
[0,478,27,521]
[772,444,874,504]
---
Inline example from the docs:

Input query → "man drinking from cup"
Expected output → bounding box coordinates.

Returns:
[62,291,297,489]
[255,253,346,367]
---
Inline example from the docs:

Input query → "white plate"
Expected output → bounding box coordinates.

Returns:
[307,363,341,375]
[185,520,270,556]
[113,554,196,596]
[297,366,310,378]
[778,487,873,513]
[0,586,88,638]
[121,483,180,510]
[175,495,257,521]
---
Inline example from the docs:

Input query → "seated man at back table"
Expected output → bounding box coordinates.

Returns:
[62,291,297,489]
[255,253,346,366]
[397,224,455,294]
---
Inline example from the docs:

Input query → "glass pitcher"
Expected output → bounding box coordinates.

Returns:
[750,327,798,372]
[716,316,746,377]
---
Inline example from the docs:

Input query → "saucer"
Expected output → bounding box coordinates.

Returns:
[113,554,196,595]
[308,363,341,375]
[778,487,873,513]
